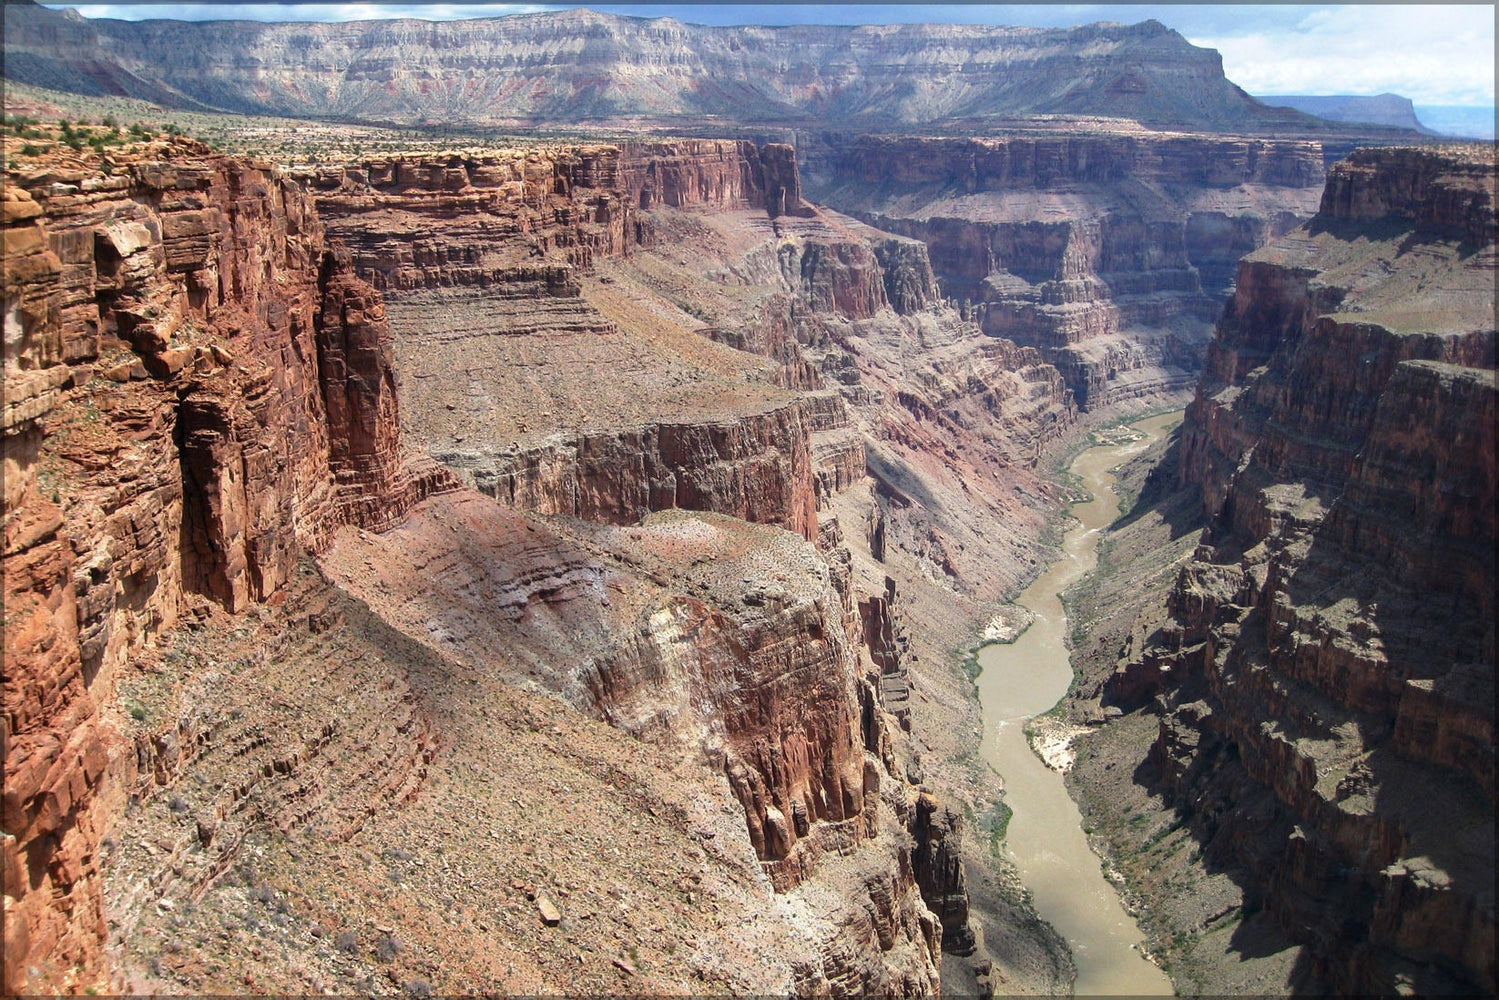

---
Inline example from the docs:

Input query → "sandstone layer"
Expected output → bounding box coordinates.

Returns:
[1103,146,1495,994]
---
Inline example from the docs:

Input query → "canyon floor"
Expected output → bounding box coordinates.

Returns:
[1057,424,1318,994]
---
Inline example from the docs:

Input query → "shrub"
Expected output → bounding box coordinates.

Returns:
[375,933,401,962]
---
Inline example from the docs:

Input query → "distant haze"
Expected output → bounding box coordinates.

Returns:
[39,3,1497,110]
[1410,106,1496,141]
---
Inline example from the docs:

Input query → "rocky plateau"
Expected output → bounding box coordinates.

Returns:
[2,3,1362,134]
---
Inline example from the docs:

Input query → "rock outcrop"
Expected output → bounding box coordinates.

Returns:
[297,140,815,294]
[466,403,818,542]
[1111,146,1495,994]
[811,132,1327,409]
[2,139,443,993]
[317,493,943,994]
[911,792,977,955]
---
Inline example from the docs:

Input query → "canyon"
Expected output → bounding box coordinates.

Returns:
[3,127,1086,995]
[3,6,1492,998]
[1064,144,1495,994]
[807,130,1325,411]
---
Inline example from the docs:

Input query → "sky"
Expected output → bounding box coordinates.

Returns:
[36,3,1498,109]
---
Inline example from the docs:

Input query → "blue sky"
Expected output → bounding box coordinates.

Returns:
[39,3,1498,108]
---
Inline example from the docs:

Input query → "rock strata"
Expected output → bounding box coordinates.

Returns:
[4,6,1348,132]
[1112,146,1495,995]
[2,135,1007,996]
[2,140,443,993]
[812,132,1326,409]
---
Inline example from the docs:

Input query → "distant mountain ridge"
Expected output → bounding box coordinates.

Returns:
[4,1,1328,132]
[1255,93,1438,134]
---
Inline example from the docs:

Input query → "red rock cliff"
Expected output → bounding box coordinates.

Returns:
[1114,145,1495,995]
[1,141,438,993]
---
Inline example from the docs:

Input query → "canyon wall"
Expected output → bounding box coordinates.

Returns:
[296,139,809,292]
[302,138,1084,986]
[303,142,826,541]
[3,137,988,995]
[4,4,1349,133]
[1,139,440,993]
[809,132,1326,410]
[468,405,818,542]
[1109,145,1495,994]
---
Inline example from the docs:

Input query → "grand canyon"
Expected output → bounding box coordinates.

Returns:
[2,2,1493,996]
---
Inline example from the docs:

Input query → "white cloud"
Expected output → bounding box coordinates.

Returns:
[1190,5,1494,106]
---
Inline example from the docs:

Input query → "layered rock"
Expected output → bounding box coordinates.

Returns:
[0,135,992,995]
[4,5,1349,133]
[295,148,633,292]
[465,402,818,542]
[298,140,812,294]
[316,493,944,993]
[812,132,1326,409]
[317,140,1051,976]
[304,142,854,543]
[2,141,439,993]
[1111,146,1495,994]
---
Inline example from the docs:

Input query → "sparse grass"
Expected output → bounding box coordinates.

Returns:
[983,800,1013,854]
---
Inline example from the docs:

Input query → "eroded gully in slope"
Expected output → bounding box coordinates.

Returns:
[976,411,1181,995]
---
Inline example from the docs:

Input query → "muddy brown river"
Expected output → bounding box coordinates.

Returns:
[976,412,1179,996]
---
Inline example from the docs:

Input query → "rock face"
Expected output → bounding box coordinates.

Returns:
[3,137,988,996]
[911,792,976,955]
[3,4,1341,133]
[307,138,1085,981]
[296,140,813,292]
[811,132,1327,410]
[1111,146,1495,994]
[304,143,832,540]
[1,140,442,993]
[471,405,819,542]
[317,494,942,994]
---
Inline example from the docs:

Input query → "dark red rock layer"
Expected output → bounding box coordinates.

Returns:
[1110,146,1495,995]
[1,144,442,994]
[302,140,809,293]
[297,148,633,292]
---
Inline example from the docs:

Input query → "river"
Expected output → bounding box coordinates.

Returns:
[975,411,1179,996]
